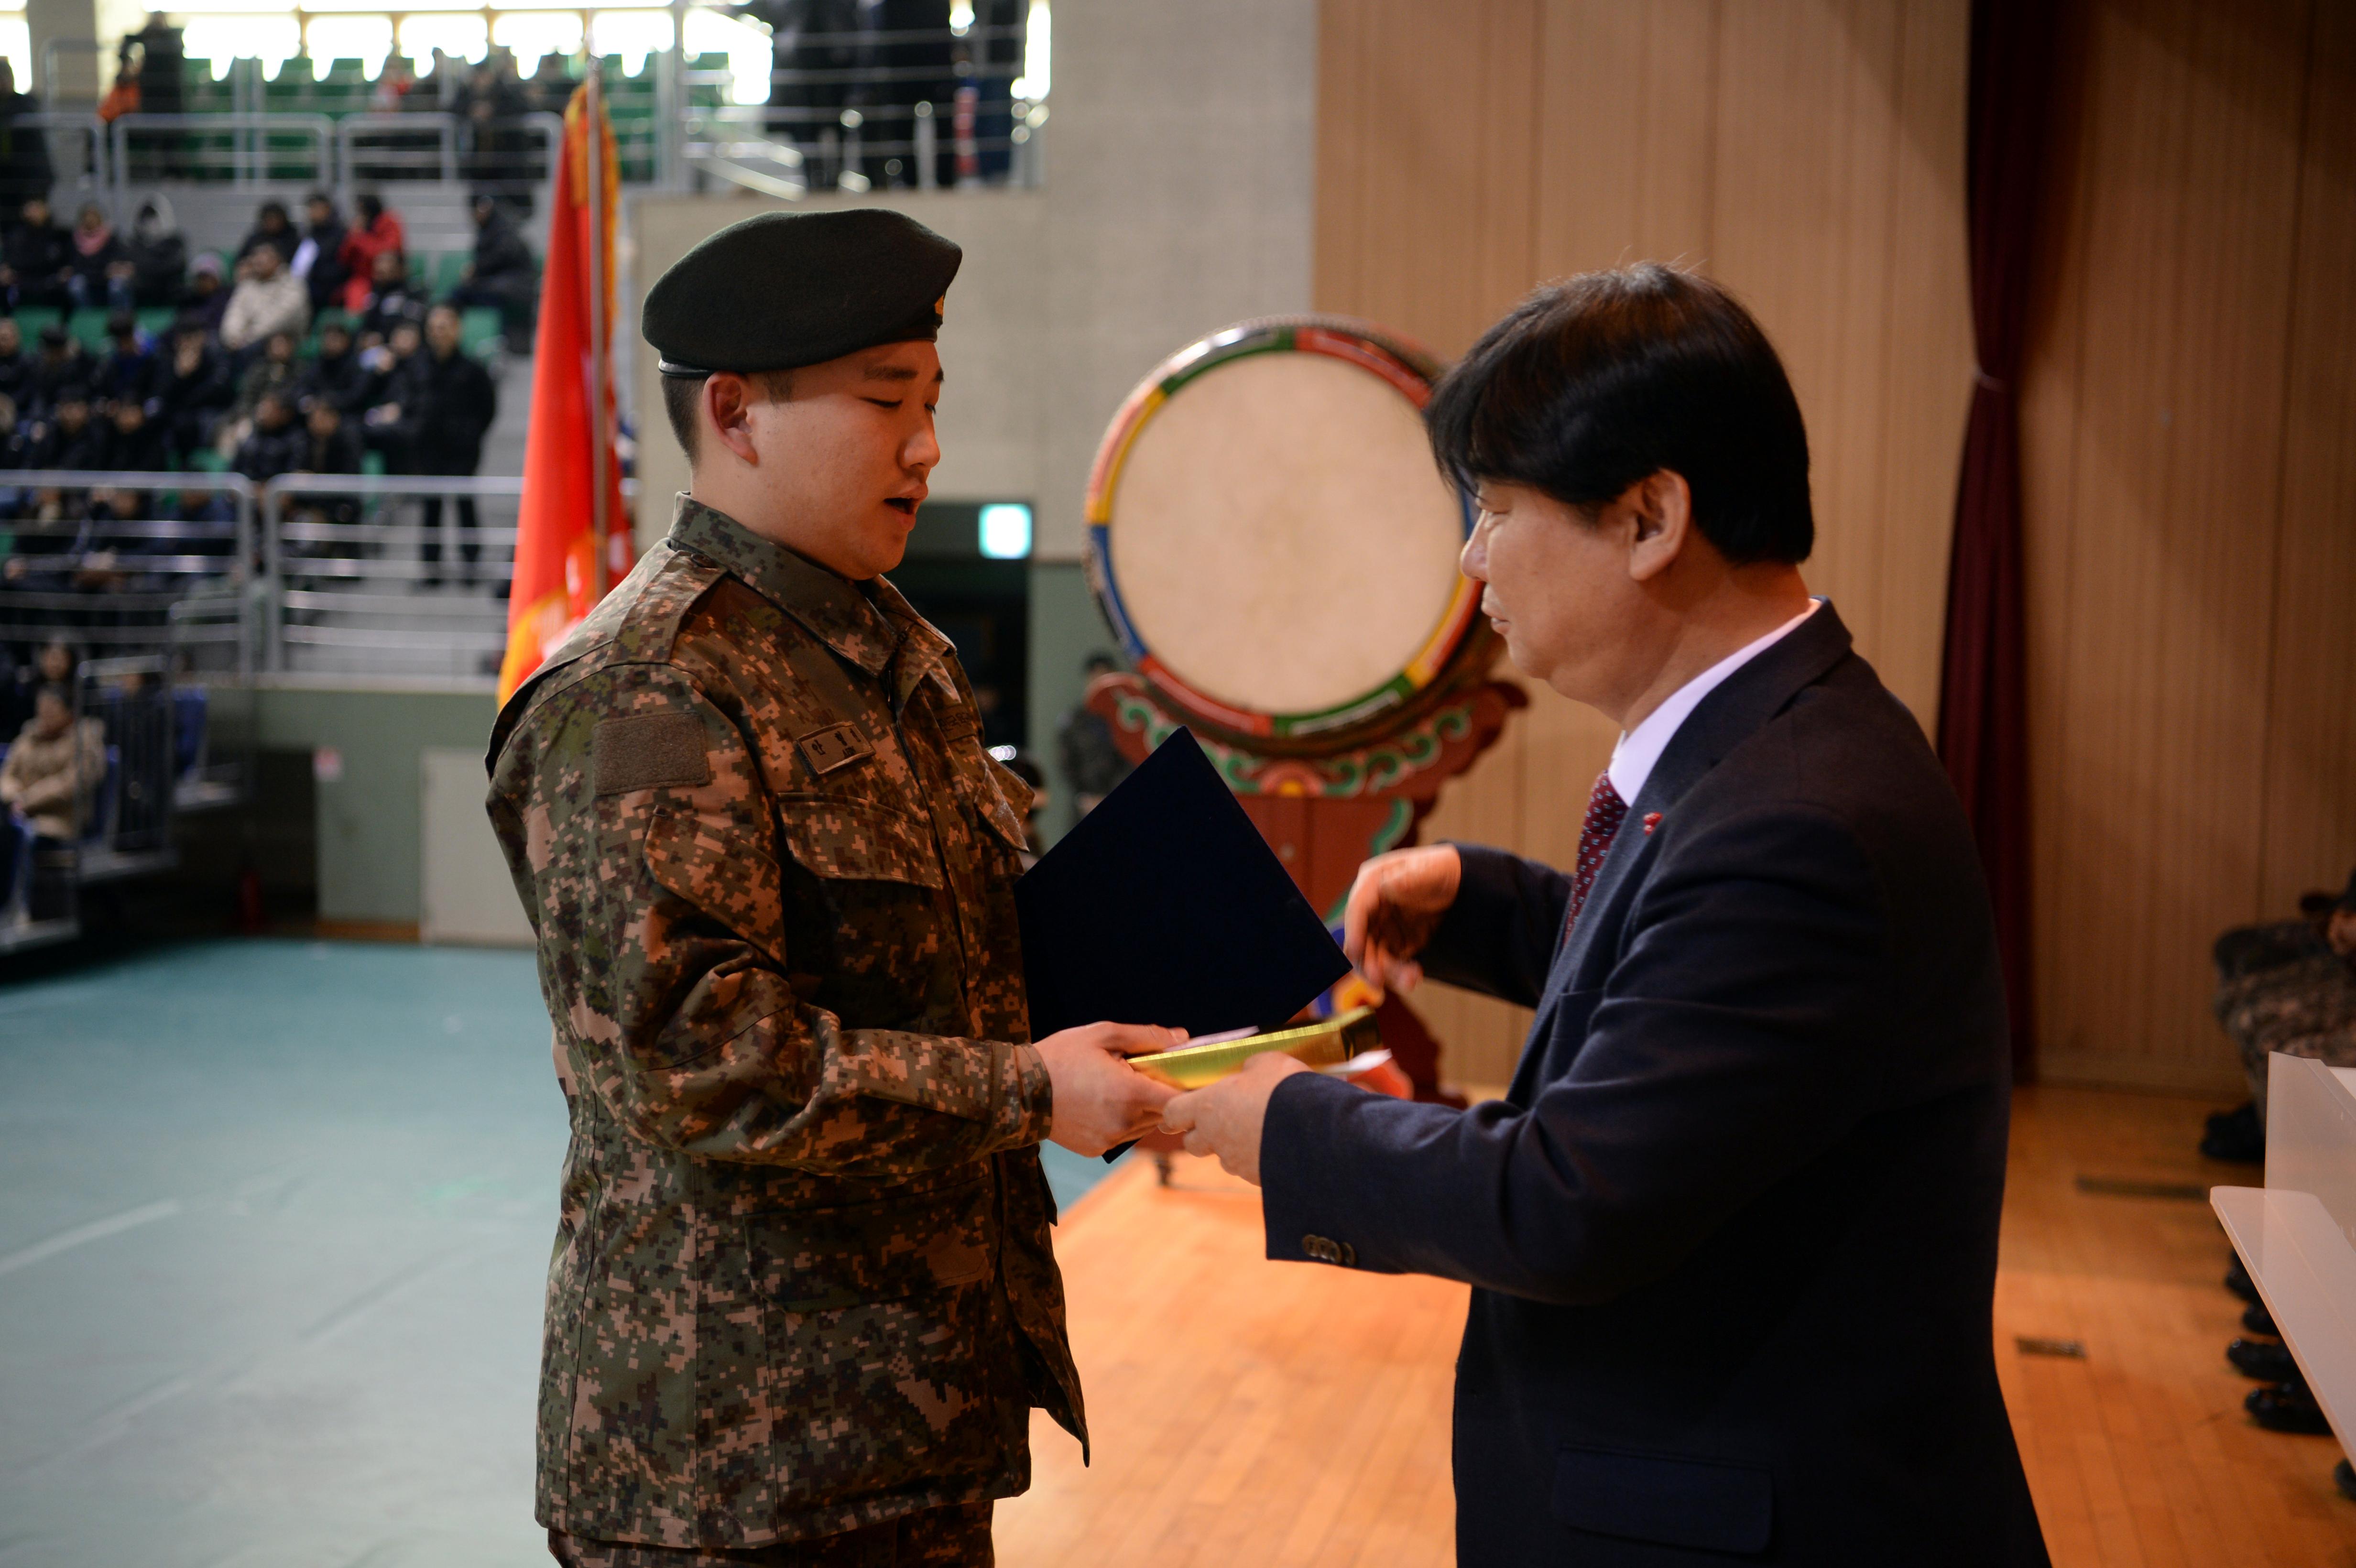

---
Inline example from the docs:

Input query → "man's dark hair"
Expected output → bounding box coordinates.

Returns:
[1425,264,1814,566]
[661,369,792,462]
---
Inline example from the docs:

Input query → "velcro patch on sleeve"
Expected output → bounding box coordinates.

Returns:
[593,712,713,795]
[798,722,874,776]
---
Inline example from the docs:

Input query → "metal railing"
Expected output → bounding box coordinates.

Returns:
[262,472,523,685]
[21,19,1044,201]
[110,111,335,196]
[0,471,630,687]
[0,470,256,675]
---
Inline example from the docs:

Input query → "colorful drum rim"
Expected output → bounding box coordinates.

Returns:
[1083,315,1480,743]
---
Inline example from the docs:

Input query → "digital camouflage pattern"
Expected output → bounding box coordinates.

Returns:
[487,497,1081,1554]
[2214,919,2356,1108]
[549,1500,993,1567]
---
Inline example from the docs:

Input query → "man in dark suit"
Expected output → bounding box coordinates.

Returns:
[1162,265,2050,1566]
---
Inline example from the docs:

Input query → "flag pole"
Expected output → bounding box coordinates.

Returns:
[585,58,610,598]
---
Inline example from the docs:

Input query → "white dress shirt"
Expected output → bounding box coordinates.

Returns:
[1606,599,1822,806]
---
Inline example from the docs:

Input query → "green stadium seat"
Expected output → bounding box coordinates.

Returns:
[186,449,228,474]
[459,306,502,358]
[135,307,175,338]
[324,57,366,82]
[428,252,468,294]
[9,306,61,339]
[66,309,110,350]
[361,449,385,478]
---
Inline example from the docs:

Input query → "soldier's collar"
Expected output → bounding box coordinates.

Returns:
[860,574,960,715]
[666,495,898,677]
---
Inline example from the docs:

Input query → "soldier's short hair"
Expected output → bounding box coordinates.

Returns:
[662,368,794,463]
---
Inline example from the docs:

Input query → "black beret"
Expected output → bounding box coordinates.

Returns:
[644,208,960,377]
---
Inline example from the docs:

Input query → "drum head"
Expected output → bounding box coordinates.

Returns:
[1085,318,1476,743]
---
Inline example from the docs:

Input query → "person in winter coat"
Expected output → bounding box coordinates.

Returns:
[0,683,105,840]
[65,202,130,311]
[90,312,153,412]
[294,191,349,314]
[386,304,495,587]
[0,317,36,409]
[335,195,405,313]
[234,199,299,270]
[153,317,230,460]
[111,196,187,307]
[1,196,74,310]
[231,391,306,482]
[445,193,537,339]
[219,245,309,354]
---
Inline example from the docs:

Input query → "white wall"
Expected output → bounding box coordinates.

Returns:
[624,0,1317,563]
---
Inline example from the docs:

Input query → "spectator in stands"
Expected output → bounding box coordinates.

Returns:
[295,192,349,315]
[337,194,405,313]
[358,249,425,340]
[154,317,230,460]
[27,390,104,470]
[130,13,185,119]
[356,319,420,434]
[0,62,53,209]
[112,196,186,308]
[217,331,298,458]
[0,317,35,408]
[231,392,305,483]
[527,51,575,118]
[0,683,105,844]
[0,393,25,468]
[299,396,363,476]
[32,323,90,410]
[396,303,496,588]
[184,253,230,334]
[1059,652,1132,816]
[237,201,300,271]
[371,54,416,113]
[447,194,537,341]
[99,399,165,471]
[463,52,533,196]
[295,319,364,413]
[220,245,309,355]
[91,312,153,412]
[2,196,74,310]
[65,202,130,312]
[291,397,365,535]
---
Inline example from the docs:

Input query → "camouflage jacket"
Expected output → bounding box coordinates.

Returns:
[485,497,1081,1551]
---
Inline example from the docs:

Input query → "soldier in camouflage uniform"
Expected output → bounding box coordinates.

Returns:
[487,209,1180,1566]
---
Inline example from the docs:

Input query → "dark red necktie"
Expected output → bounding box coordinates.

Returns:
[1563,771,1628,947]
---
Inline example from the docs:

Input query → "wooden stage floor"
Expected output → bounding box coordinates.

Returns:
[994,1086,2356,1567]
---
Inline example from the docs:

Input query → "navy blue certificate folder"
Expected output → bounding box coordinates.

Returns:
[1015,724,1353,1048]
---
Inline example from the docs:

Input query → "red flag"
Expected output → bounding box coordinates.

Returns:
[499,81,629,704]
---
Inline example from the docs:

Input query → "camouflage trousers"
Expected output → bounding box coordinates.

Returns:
[548,1504,993,1568]
[2214,920,2356,1113]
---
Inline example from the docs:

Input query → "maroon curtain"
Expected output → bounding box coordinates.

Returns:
[1938,0,2060,1077]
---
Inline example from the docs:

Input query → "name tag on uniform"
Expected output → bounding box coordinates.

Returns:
[798,722,873,776]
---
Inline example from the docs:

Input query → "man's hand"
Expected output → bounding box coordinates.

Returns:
[1157,1051,1311,1186]
[1340,844,1462,996]
[1035,1022,1186,1156]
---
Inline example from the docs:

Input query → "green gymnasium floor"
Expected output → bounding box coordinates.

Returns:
[0,941,1116,1566]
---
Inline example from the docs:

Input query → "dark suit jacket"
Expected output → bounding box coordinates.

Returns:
[1261,604,2049,1566]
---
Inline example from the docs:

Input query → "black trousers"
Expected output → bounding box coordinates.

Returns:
[419,494,479,575]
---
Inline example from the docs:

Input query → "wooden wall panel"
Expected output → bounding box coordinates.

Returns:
[1315,0,1972,1087]
[2023,0,2345,1093]
[2257,4,2356,917]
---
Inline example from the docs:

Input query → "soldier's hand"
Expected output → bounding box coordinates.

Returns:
[1036,1022,1185,1157]
[1340,843,1462,997]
